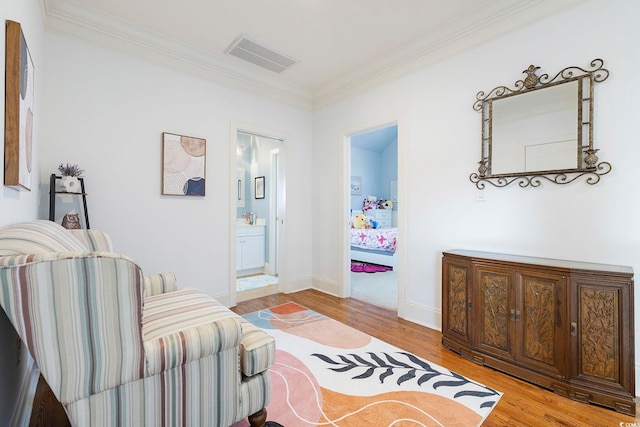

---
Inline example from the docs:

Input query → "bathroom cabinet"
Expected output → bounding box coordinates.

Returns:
[236,226,265,271]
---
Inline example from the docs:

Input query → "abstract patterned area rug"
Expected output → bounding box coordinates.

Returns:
[232,302,501,427]
[237,274,279,292]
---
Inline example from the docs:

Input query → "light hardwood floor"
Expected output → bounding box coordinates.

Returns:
[232,289,639,426]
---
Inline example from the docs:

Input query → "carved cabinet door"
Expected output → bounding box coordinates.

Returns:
[513,270,567,379]
[473,264,567,380]
[569,274,635,410]
[474,265,516,361]
[442,257,473,347]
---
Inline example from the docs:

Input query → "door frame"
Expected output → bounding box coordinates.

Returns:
[228,121,288,306]
[339,116,406,316]
[268,148,281,276]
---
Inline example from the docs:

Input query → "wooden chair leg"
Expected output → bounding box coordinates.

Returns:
[247,408,267,427]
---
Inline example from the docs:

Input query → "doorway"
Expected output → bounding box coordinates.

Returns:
[348,124,398,310]
[230,126,286,304]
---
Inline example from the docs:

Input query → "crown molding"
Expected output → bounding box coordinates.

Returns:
[42,0,313,110]
[42,0,587,112]
[311,0,588,109]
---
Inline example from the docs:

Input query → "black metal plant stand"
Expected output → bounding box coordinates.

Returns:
[48,173,90,229]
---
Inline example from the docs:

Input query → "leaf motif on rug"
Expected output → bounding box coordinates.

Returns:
[311,351,500,408]
[234,302,502,427]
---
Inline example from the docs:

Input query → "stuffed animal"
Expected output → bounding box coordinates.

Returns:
[383,200,393,209]
[353,214,368,229]
[363,196,377,211]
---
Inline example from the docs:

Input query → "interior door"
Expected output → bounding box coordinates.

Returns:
[231,126,286,302]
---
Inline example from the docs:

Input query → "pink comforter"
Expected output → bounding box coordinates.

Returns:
[350,227,397,252]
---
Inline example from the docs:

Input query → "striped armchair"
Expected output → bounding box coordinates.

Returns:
[0,221,275,427]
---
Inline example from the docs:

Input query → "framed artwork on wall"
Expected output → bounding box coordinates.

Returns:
[351,176,362,195]
[162,132,206,196]
[255,176,265,199]
[4,20,35,191]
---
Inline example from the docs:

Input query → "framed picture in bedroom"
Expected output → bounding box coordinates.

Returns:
[255,176,265,199]
[161,132,206,196]
[351,176,362,195]
[4,20,35,191]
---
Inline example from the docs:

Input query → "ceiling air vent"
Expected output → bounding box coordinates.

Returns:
[224,35,297,74]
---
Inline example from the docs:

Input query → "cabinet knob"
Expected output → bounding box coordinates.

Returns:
[570,322,577,336]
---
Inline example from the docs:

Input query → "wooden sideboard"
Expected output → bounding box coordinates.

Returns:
[441,250,635,415]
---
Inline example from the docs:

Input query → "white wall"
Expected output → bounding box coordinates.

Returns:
[0,0,46,424]
[39,32,314,302]
[1,0,43,224]
[311,0,640,393]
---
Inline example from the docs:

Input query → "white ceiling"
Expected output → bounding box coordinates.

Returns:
[42,0,587,109]
[352,125,398,153]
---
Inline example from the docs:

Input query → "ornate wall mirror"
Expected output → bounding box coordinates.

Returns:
[470,59,611,188]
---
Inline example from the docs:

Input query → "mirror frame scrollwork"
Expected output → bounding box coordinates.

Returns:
[470,59,611,189]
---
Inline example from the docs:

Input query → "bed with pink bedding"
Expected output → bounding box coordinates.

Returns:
[350,227,397,252]
[350,227,397,268]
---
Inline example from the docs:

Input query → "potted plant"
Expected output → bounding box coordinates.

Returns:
[58,163,84,193]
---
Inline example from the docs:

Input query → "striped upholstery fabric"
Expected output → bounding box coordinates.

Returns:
[143,289,244,375]
[0,220,88,255]
[0,221,275,427]
[69,229,113,251]
[65,350,247,427]
[240,370,272,420]
[143,271,178,296]
[238,318,277,376]
[143,288,275,377]
[70,229,177,297]
[0,252,146,404]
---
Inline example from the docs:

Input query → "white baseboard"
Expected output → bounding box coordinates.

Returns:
[311,275,341,297]
[286,275,313,293]
[213,292,232,307]
[264,262,275,276]
[237,267,264,277]
[398,300,442,331]
[309,275,442,331]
